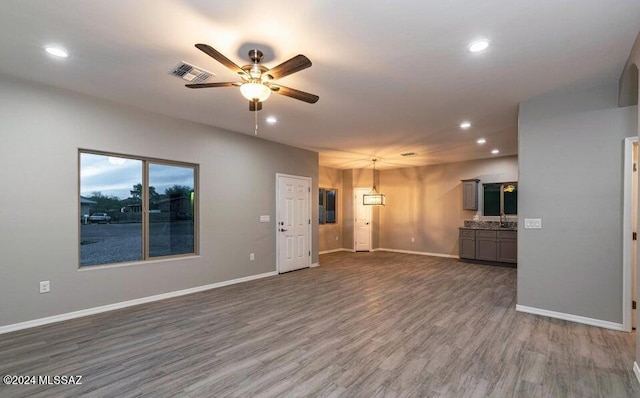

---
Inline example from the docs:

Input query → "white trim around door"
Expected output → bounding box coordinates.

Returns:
[622,136,638,332]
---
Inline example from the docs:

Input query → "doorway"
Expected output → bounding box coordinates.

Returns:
[354,187,372,251]
[276,174,312,273]
[623,137,638,331]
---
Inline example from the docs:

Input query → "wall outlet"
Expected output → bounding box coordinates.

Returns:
[524,218,542,229]
[336,236,339,241]
[411,237,415,242]
[250,253,255,261]
[39,281,50,294]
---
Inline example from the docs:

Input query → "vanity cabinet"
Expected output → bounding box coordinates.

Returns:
[496,231,517,263]
[475,230,498,261]
[459,228,476,259]
[459,228,517,264]
[461,179,480,210]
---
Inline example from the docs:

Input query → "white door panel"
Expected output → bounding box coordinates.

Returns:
[277,175,311,273]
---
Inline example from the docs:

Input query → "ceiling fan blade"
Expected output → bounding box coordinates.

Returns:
[249,100,263,112]
[185,82,240,89]
[270,84,319,104]
[195,44,249,78]
[267,55,312,80]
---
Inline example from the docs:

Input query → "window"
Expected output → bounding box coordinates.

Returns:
[483,182,517,216]
[79,151,197,267]
[319,188,337,224]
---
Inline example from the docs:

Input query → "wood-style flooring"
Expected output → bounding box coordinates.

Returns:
[0,251,638,397]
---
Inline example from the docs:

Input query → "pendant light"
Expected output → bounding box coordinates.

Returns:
[363,159,386,206]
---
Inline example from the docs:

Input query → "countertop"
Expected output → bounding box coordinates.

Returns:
[461,220,517,231]
[460,226,518,231]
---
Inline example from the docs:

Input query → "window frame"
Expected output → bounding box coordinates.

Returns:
[78,149,199,268]
[318,187,338,225]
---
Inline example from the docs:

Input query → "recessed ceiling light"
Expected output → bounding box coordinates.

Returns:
[477,138,486,144]
[266,116,277,124]
[460,121,471,129]
[491,149,500,155]
[45,46,69,58]
[468,39,490,53]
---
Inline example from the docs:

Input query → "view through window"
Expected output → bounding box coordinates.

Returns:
[319,188,337,224]
[80,151,197,267]
[483,182,517,216]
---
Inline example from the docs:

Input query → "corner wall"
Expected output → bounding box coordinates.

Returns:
[319,166,343,252]
[620,29,640,373]
[378,157,518,256]
[0,75,318,327]
[518,81,637,324]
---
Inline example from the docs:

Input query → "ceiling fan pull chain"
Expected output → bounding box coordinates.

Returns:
[254,106,258,135]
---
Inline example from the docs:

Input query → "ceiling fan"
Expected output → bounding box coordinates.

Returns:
[186,43,319,111]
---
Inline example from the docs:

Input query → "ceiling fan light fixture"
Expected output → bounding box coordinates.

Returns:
[240,82,271,102]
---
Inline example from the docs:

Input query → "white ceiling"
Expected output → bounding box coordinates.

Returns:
[0,1,638,169]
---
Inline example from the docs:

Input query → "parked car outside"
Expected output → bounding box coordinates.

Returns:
[88,213,111,223]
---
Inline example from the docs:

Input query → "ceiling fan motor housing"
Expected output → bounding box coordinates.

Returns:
[249,49,264,63]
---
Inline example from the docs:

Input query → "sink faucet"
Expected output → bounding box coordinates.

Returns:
[500,212,507,227]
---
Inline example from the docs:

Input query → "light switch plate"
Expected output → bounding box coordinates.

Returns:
[524,218,542,229]
[259,215,270,223]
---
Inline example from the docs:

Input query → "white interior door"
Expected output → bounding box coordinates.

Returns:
[277,174,311,273]
[354,188,372,252]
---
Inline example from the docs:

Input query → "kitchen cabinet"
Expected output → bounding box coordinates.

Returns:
[461,179,480,210]
[459,228,517,264]
[497,230,517,263]
[459,228,476,259]
[475,230,498,261]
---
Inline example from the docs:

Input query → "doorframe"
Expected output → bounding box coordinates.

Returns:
[354,187,373,252]
[622,136,638,332]
[275,173,313,274]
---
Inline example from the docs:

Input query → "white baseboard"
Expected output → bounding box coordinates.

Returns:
[310,262,319,268]
[634,362,640,385]
[0,271,278,335]
[319,248,352,255]
[375,248,459,259]
[515,304,625,331]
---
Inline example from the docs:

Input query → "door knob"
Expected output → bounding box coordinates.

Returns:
[280,228,288,232]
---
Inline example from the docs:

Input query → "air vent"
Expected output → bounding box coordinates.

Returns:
[169,61,214,83]
[401,152,417,157]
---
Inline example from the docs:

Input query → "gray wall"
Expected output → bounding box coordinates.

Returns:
[620,29,640,367]
[0,75,318,327]
[518,81,637,324]
[318,166,343,252]
[341,169,354,251]
[378,157,518,255]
